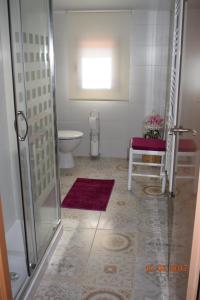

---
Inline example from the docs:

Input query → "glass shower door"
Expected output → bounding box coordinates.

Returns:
[9,0,60,271]
[167,1,200,298]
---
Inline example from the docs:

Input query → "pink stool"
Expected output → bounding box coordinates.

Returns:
[128,137,166,193]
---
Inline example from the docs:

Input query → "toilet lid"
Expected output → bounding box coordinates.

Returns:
[58,130,84,140]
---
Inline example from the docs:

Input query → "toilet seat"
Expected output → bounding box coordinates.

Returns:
[58,130,84,140]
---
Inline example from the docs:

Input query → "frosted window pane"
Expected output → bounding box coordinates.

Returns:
[81,57,112,89]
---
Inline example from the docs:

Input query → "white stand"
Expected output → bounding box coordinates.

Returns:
[128,146,166,193]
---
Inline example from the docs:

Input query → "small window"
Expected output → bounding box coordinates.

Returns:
[81,54,112,90]
[66,12,131,101]
[80,41,113,90]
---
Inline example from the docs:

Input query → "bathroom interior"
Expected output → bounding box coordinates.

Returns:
[0,0,200,299]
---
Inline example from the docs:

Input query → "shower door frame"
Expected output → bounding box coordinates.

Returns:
[7,0,61,276]
[49,0,61,228]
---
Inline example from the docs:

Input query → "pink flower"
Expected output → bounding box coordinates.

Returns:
[145,113,164,130]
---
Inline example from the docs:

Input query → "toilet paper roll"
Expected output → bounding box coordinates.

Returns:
[91,139,99,156]
[89,116,98,132]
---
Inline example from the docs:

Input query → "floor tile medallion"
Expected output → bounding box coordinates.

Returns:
[92,230,135,257]
[82,286,133,300]
[143,185,164,196]
[84,255,134,289]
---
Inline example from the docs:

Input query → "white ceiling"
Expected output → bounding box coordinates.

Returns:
[53,0,172,11]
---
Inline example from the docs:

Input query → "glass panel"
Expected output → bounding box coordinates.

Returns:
[0,1,28,297]
[9,0,60,270]
[169,2,200,298]
[19,0,60,259]
[9,0,38,269]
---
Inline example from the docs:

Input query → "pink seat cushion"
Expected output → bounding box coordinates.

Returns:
[132,137,166,151]
[179,139,197,152]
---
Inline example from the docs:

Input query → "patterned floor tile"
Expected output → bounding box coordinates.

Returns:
[136,232,168,263]
[45,254,88,284]
[133,289,169,300]
[82,286,133,300]
[91,230,136,258]
[106,192,137,214]
[130,178,166,199]
[98,211,138,231]
[168,273,188,300]
[61,208,100,229]
[143,185,165,196]
[136,207,168,235]
[53,229,96,257]
[33,280,82,300]
[32,157,176,299]
[134,258,169,291]
[83,254,135,289]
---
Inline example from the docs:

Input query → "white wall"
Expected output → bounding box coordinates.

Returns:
[53,10,170,158]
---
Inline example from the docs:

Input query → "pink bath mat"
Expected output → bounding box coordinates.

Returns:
[61,178,115,211]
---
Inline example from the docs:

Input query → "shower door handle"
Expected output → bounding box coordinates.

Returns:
[16,111,28,141]
[169,127,197,136]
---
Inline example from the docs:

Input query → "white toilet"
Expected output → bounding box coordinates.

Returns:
[58,130,84,169]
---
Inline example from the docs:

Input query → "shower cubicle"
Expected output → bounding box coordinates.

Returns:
[0,0,61,298]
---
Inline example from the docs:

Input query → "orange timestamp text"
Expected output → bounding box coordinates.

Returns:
[146,264,189,273]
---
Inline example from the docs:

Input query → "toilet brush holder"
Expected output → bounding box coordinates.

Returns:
[89,111,100,158]
[90,133,100,158]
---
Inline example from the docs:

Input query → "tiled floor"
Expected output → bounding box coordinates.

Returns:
[33,157,170,300]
